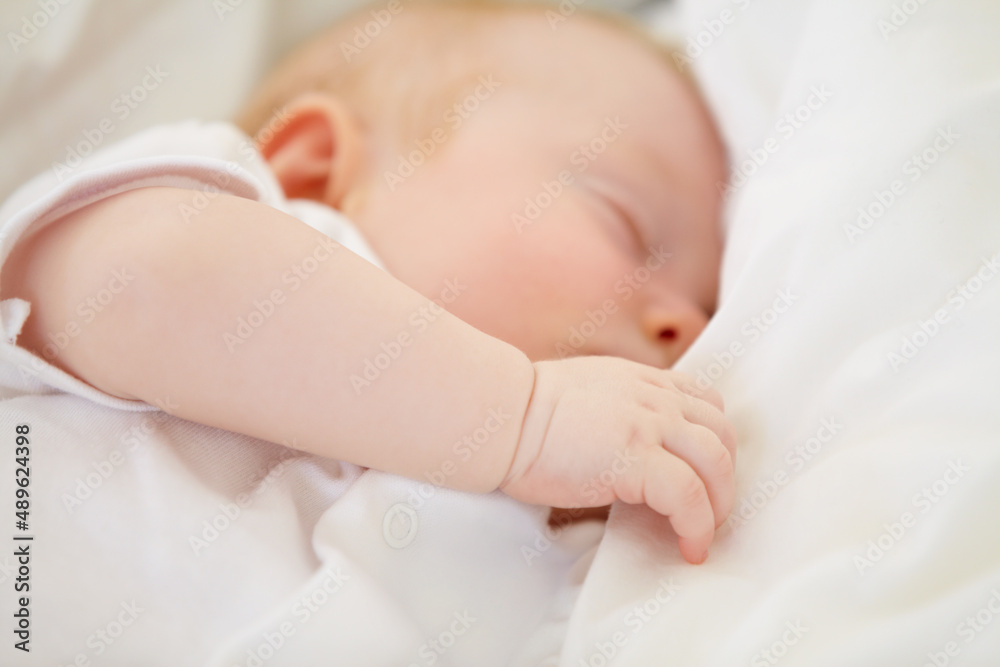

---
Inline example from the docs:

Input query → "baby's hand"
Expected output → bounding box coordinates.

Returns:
[500,357,737,564]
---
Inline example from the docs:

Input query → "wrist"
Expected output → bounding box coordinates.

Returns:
[473,350,536,494]
[498,359,556,498]
[498,359,538,491]
[433,342,537,495]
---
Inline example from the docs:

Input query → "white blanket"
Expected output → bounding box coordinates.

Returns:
[561,0,1000,664]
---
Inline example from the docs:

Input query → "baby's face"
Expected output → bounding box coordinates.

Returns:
[344,16,725,367]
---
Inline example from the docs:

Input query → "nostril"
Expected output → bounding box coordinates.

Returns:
[658,327,677,341]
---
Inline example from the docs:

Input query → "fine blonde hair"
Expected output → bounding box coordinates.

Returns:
[236,0,690,150]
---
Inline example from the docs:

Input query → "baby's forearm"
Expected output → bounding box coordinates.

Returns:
[2,187,535,492]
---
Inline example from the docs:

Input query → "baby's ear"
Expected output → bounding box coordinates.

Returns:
[256,93,364,208]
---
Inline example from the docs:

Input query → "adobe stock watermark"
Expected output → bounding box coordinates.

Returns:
[921,587,1000,667]
[16,264,135,384]
[340,0,404,62]
[188,446,299,557]
[887,250,1000,372]
[54,600,144,667]
[554,245,672,358]
[577,579,681,667]
[877,0,936,40]
[672,0,758,72]
[718,85,833,202]
[61,396,179,514]
[520,505,589,565]
[512,116,628,234]
[350,278,467,394]
[403,610,477,667]
[35,266,135,363]
[545,0,588,30]
[383,75,502,191]
[843,126,959,243]
[224,234,341,353]
[178,108,292,224]
[582,451,639,504]
[175,160,243,223]
[692,287,798,391]
[750,620,809,667]
[236,107,293,160]
[726,416,843,530]
[521,447,639,566]
[231,566,350,667]
[52,66,169,181]
[382,406,512,549]
[853,459,970,575]
[7,0,74,54]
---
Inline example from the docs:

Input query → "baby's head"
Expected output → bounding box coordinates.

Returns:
[238,0,726,367]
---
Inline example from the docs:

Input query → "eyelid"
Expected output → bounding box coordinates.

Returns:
[603,193,645,254]
[589,185,646,257]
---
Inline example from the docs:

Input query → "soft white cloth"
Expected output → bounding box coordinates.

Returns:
[560,1,1000,665]
[0,121,603,665]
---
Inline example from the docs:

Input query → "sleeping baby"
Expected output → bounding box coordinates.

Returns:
[0,0,735,564]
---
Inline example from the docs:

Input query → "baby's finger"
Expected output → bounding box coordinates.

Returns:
[659,419,735,528]
[634,452,715,564]
[679,382,726,413]
[652,370,726,412]
[681,395,738,468]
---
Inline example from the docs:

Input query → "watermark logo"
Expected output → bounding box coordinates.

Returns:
[554,245,672,358]
[878,0,937,40]
[383,503,419,549]
[381,407,512,549]
[52,66,169,181]
[719,85,833,201]
[854,459,970,575]
[750,620,808,666]
[384,75,502,191]
[672,0,758,72]
[8,0,74,54]
[350,278,467,394]
[692,287,798,391]
[727,416,843,530]
[843,126,959,243]
[340,0,404,62]
[888,251,999,371]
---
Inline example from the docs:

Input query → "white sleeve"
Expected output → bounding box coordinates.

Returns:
[0,125,270,410]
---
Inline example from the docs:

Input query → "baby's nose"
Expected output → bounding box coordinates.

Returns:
[641,299,709,367]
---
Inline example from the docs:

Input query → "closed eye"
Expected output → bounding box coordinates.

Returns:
[589,186,645,258]
[607,194,645,254]
[597,193,646,257]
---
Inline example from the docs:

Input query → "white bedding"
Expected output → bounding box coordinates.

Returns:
[561,0,1000,664]
[1,0,998,665]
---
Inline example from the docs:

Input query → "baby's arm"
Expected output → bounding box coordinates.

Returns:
[1,187,735,562]
[3,186,531,492]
